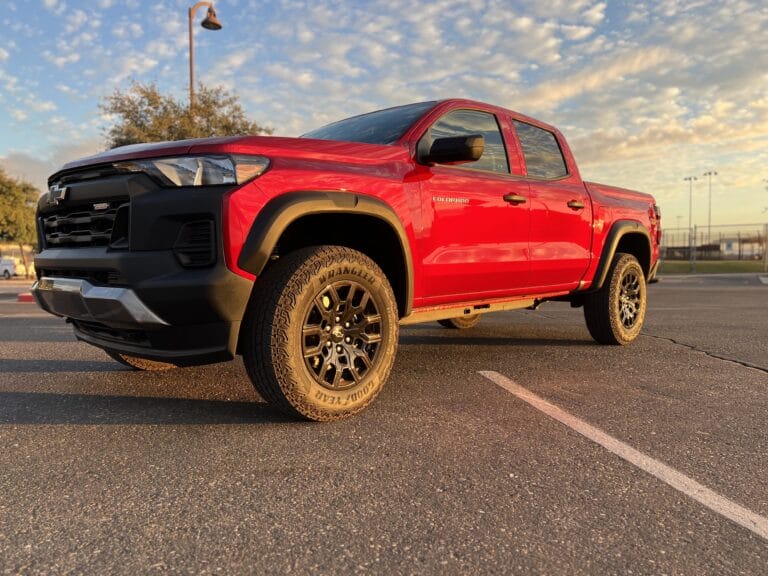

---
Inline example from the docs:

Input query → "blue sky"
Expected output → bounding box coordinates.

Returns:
[1,0,767,226]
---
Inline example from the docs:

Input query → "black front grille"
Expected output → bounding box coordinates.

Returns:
[42,199,129,248]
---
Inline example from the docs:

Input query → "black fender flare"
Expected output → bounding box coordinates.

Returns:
[237,190,414,315]
[586,220,652,292]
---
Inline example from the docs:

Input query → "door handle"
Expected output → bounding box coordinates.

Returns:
[567,200,585,210]
[503,194,527,205]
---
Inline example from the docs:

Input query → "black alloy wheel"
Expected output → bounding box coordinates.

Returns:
[302,280,383,390]
[584,252,647,345]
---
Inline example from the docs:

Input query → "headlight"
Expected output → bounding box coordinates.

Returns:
[113,155,270,187]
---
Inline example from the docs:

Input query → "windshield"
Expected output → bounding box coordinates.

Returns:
[302,101,438,145]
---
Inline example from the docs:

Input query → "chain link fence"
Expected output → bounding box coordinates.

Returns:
[660,223,768,273]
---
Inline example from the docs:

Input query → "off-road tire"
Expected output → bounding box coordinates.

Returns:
[106,350,178,371]
[437,315,481,329]
[583,252,647,345]
[242,246,399,422]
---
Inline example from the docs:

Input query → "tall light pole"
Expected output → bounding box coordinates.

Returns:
[683,176,697,231]
[703,170,717,245]
[684,176,697,269]
[188,2,222,114]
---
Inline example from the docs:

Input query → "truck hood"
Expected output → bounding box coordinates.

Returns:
[56,135,411,174]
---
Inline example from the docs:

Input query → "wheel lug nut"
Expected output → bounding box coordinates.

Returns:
[336,345,343,353]
[325,326,331,332]
[345,336,352,343]
[335,316,341,322]
[344,322,350,328]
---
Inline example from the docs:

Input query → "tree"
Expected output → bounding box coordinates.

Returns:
[101,81,272,148]
[0,168,39,278]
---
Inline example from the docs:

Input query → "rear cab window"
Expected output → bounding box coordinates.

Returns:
[513,120,568,179]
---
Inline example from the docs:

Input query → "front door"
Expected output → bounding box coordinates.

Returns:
[416,109,531,304]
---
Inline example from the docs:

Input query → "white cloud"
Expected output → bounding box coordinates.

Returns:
[113,22,144,40]
[22,96,58,113]
[0,48,8,63]
[0,138,103,193]
[43,51,80,68]
[517,47,679,112]
[10,109,27,122]
[42,0,66,15]
[64,9,88,33]
[561,25,595,41]
[146,40,176,59]
[581,2,607,25]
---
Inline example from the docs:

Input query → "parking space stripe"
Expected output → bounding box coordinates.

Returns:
[479,370,768,541]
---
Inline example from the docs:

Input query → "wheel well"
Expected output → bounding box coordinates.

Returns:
[269,213,409,317]
[616,233,651,277]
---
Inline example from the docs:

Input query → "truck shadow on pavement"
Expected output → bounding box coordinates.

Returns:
[0,391,292,425]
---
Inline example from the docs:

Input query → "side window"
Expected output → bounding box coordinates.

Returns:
[421,110,509,174]
[513,120,568,179]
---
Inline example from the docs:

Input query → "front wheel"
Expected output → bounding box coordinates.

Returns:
[2,270,10,280]
[583,253,647,345]
[242,246,399,422]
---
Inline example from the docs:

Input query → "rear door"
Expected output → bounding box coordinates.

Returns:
[416,109,531,303]
[513,120,592,290]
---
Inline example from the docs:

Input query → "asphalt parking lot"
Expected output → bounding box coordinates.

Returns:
[1,275,766,574]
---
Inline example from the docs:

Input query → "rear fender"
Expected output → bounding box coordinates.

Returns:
[586,220,652,292]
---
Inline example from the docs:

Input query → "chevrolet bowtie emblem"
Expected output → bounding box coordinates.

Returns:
[48,183,68,205]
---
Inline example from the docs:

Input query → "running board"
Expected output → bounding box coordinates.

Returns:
[400,298,537,326]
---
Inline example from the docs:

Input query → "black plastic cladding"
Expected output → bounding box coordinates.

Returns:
[34,170,254,364]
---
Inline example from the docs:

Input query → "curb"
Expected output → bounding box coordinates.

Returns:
[17,293,35,303]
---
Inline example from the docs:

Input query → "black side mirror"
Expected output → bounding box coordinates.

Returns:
[423,135,484,164]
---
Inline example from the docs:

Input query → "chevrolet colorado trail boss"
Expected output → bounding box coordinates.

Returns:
[33,99,661,421]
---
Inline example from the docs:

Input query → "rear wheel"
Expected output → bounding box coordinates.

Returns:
[105,350,178,371]
[583,252,646,345]
[2,270,10,280]
[437,315,481,329]
[242,246,399,421]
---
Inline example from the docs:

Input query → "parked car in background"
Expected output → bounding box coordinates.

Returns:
[1,257,18,279]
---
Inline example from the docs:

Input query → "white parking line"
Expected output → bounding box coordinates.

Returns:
[479,370,768,541]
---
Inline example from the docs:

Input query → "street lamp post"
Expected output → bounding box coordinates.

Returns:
[188,2,222,114]
[703,170,717,245]
[683,176,697,231]
[684,176,697,271]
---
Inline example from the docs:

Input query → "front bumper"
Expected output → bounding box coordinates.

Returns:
[33,277,169,328]
[32,248,254,366]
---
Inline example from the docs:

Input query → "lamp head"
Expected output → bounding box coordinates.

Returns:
[201,6,222,30]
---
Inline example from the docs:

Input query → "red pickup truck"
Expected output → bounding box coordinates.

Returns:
[33,99,660,420]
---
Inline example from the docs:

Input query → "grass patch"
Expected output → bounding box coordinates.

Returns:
[658,260,766,274]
